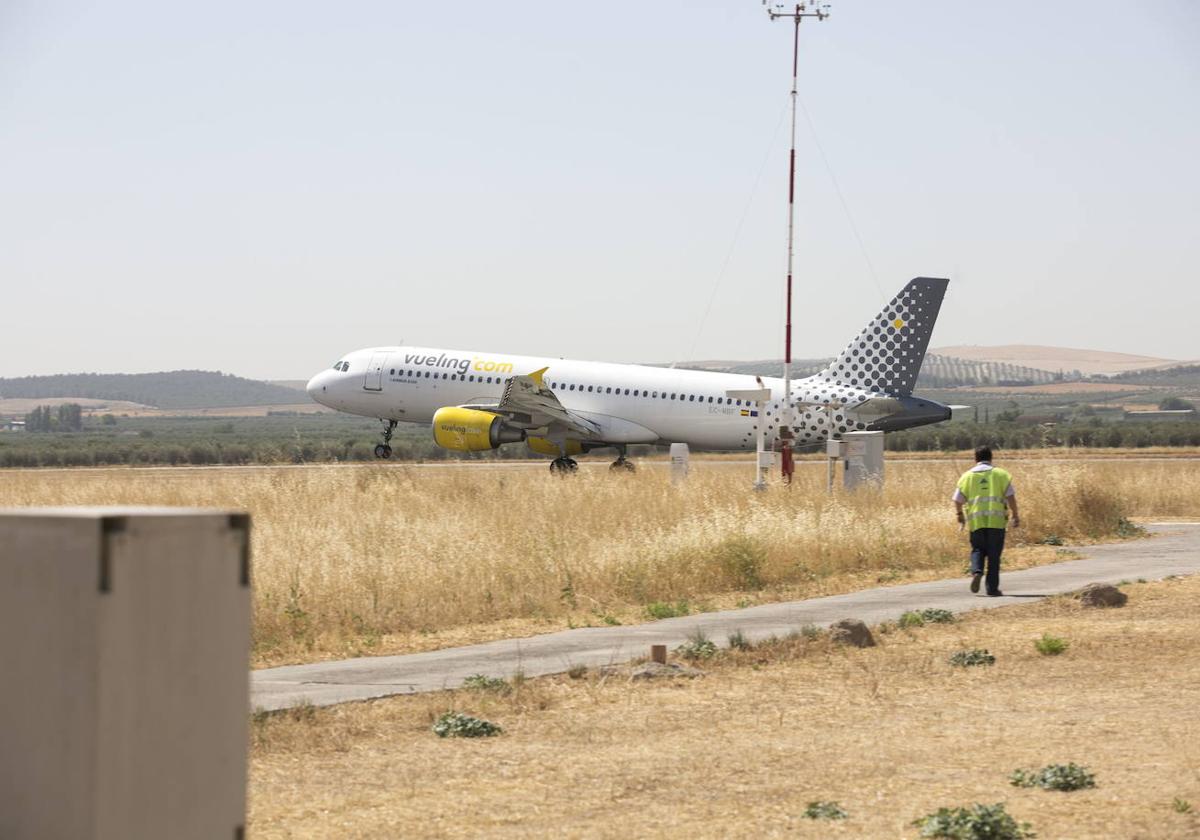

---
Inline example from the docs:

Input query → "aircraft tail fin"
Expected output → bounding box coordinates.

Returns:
[816,277,948,395]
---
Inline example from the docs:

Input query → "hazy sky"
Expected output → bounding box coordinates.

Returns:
[2,0,1197,379]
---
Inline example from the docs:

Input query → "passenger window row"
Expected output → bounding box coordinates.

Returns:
[545,381,748,406]
[388,369,503,384]
[379,368,752,407]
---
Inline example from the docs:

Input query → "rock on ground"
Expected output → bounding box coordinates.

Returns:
[828,618,876,647]
[1078,583,1128,608]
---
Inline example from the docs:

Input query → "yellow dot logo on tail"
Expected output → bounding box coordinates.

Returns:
[893,318,906,329]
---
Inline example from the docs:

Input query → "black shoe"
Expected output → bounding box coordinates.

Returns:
[970,574,982,594]
[986,590,1004,597]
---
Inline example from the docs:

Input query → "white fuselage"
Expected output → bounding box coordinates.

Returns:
[307,345,824,452]
[306,279,955,455]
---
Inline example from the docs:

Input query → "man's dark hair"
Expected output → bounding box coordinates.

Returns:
[974,446,993,463]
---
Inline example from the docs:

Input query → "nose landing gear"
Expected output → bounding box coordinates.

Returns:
[549,457,578,474]
[375,419,397,459]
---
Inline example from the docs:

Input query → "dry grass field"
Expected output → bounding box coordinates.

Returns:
[0,459,1196,667]
[248,575,1200,839]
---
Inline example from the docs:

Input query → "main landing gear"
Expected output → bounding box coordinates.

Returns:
[610,449,636,473]
[374,419,397,459]
[549,446,635,474]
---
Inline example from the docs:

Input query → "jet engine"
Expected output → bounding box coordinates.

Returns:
[432,407,525,451]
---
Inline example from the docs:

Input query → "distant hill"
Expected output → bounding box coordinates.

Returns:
[0,371,309,410]
[917,354,1061,387]
[931,345,1180,377]
[679,346,1200,389]
[1104,363,1200,387]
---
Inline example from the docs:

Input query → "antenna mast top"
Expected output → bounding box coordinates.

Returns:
[761,1,829,485]
[763,2,830,22]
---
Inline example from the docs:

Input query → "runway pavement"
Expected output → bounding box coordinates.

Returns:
[8,453,1198,478]
[251,522,1200,711]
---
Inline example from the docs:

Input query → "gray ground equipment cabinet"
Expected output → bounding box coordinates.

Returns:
[0,508,252,840]
[841,430,885,490]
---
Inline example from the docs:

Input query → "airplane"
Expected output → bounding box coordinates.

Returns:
[306,277,954,473]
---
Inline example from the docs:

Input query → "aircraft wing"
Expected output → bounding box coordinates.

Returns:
[458,367,599,437]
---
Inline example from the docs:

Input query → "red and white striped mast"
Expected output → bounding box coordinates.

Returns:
[764,2,829,483]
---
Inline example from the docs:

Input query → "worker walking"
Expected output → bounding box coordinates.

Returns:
[952,446,1020,596]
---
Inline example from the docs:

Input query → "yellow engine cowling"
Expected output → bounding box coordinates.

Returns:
[526,436,583,457]
[432,407,524,451]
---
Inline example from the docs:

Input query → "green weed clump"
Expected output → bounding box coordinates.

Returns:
[914,802,1034,839]
[920,608,955,624]
[1172,797,1192,814]
[432,712,502,738]
[1117,517,1147,538]
[727,630,753,651]
[645,600,691,620]
[675,629,718,660]
[1033,634,1069,656]
[461,674,510,693]
[803,800,848,820]
[901,608,956,627]
[950,649,996,667]
[1010,763,1095,792]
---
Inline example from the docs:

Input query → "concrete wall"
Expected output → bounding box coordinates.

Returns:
[0,508,251,840]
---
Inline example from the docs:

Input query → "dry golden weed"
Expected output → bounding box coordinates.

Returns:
[0,459,1195,667]
[247,575,1200,839]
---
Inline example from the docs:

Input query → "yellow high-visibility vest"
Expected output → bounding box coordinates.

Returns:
[957,467,1012,531]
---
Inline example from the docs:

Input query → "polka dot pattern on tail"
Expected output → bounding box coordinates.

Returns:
[817,277,947,396]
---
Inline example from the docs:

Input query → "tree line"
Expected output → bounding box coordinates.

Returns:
[885,421,1200,452]
[23,404,83,432]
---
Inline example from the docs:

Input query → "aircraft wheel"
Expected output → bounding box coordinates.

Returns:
[550,457,578,475]
[374,444,392,459]
[610,458,635,473]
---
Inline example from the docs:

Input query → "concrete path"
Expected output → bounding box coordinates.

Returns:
[251,522,1200,711]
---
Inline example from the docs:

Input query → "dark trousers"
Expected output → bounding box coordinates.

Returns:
[970,527,1006,595]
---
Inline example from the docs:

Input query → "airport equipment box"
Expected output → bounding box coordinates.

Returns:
[842,430,885,490]
[0,508,251,840]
